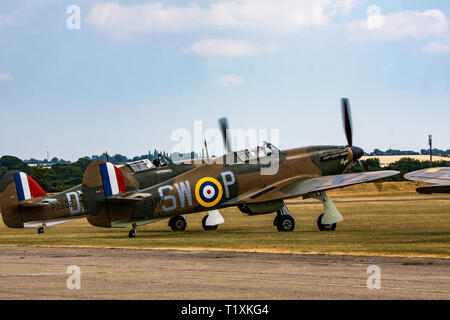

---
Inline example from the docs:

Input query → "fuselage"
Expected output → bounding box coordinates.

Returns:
[86,145,356,227]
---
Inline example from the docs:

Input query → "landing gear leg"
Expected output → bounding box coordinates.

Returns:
[275,205,295,232]
[128,223,137,238]
[305,191,342,232]
[37,224,45,234]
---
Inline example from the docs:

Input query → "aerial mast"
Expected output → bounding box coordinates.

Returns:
[428,134,432,168]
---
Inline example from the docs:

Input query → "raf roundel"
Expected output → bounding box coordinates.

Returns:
[195,177,223,207]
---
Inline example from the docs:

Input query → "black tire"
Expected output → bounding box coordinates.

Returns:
[276,215,295,232]
[37,227,44,234]
[317,213,337,231]
[273,214,280,227]
[128,229,136,238]
[169,216,187,231]
[202,215,218,231]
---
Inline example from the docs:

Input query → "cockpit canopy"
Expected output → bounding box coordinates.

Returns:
[125,159,156,173]
[235,142,279,162]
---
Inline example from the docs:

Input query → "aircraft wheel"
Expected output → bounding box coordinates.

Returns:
[273,214,280,226]
[128,229,136,238]
[169,215,187,231]
[202,215,218,231]
[276,215,295,232]
[37,227,45,234]
[317,213,337,231]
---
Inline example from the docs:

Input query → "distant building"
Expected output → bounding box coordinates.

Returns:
[27,163,52,169]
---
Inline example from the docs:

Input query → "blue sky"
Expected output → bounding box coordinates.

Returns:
[0,0,449,161]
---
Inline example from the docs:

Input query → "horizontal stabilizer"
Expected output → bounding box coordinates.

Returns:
[19,197,57,207]
[23,219,75,228]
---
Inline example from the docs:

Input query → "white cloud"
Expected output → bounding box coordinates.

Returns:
[347,9,448,41]
[87,0,355,36]
[87,2,206,37]
[185,38,278,56]
[208,0,331,32]
[214,73,245,87]
[421,36,450,53]
[329,0,357,16]
[0,73,12,82]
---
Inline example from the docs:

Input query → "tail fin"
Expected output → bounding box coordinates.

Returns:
[99,162,127,197]
[82,161,135,227]
[0,171,47,228]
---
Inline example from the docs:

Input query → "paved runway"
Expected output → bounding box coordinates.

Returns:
[0,246,449,299]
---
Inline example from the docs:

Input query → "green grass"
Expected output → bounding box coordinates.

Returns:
[1,182,450,258]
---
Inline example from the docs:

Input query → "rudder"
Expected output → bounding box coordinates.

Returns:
[0,171,47,228]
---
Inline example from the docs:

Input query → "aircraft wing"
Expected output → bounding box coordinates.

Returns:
[404,167,450,185]
[19,197,57,207]
[404,167,450,194]
[280,170,399,197]
[224,170,399,205]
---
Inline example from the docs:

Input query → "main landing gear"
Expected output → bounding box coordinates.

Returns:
[201,210,224,231]
[128,223,137,238]
[168,215,187,231]
[274,206,295,232]
[202,215,218,231]
[317,213,337,231]
[273,191,342,232]
[305,191,343,232]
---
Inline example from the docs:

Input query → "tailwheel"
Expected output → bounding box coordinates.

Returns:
[37,226,45,234]
[202,215,218,231]
[317,213,337,231]
[169,215,187,231]
[276,215,295,232]
[128,224,137,238]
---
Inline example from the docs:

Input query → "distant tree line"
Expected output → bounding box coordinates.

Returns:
[368,148,450,157]
[1,148,449,192]
[0,149,170,192]
[25,149,171,166]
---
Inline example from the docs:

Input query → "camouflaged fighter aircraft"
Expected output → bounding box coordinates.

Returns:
[81,98,399,238]
[0,155,204,234]
[404,167,450,194]
[0,171,85,233]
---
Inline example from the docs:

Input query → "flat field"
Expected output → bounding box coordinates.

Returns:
[1,181,449,258]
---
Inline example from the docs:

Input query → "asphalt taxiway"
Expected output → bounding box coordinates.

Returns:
[0,246,449,299]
